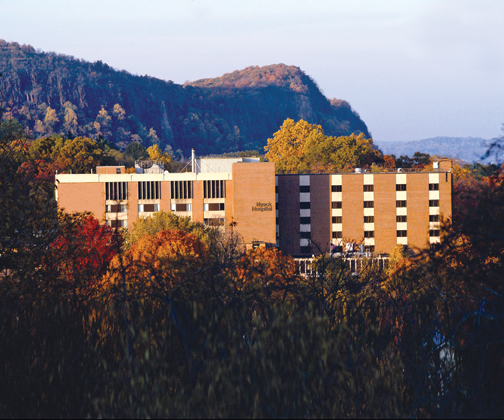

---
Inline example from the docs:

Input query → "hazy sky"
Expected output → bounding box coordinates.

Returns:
[1,0,503,143]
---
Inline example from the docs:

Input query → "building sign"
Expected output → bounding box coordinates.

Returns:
[252,202,273,212]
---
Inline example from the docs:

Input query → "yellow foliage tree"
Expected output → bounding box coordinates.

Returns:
[147,144,172,169]
[265,118,381,174]
[264,119,324,173]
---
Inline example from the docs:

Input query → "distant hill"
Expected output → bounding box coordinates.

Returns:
[0,40,369,156]
[377,137,493,163]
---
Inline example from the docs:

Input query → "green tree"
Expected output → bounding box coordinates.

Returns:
[125,141,148,160]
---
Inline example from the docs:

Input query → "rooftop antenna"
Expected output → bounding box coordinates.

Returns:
[192,149,196,173]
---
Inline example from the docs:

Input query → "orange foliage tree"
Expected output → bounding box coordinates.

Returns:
[104,229,208,297]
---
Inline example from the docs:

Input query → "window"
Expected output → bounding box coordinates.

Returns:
[332,216,342,224]
[171,181,193,199]
[138,181,161,200]
[396,184,407,191]
[204,180,226,199]
[300,202,311,209]
[300,246,312,255]
[364,231,374,238]
[364,216,374,223]
[204,203,225,211]
[429,200,439,207]
[204,218,225,227]
[429,230,440,237]
[397,230,407,237]
[363,185,374,192]
[429,214,439,222]
[116,168,122,174]
[364,246,375,253]
[331,185,342,192]
[172,203,192,212]
[299,186,310,193]
[364,201,374,208]
[332,202,342,209]
[396,215,407,223]
[105,182,128,201]
[300,232,311,239]
[106,204,126,213]
[138,204,159,213]
[429,183,439,191]
[396,200,407,208]
[332,232,342,239]
[300,217,311,224]
[106,220,126,229]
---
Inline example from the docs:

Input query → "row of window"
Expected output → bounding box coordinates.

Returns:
[332,230,440,239]
[330,183,439,192]
[106,182,129,201]
[204,180,226,199]
[331,200,440,209]
[171,181,193,200]
[106,202,225,214]
[328,184,439,192]
[331,214,439,224]
[138,181,161,200]
[330,245,376,253]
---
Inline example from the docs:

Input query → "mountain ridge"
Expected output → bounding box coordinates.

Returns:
[376,136,493,163]
[0,41,369,156]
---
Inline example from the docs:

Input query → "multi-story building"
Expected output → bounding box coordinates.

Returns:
[55,157,453,256]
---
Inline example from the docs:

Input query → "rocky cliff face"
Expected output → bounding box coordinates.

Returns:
[0,41,369,155]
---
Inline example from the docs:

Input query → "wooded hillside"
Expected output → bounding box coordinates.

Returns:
[0,40,369,156]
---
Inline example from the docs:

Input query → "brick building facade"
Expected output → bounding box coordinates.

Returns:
[56,158,452,256]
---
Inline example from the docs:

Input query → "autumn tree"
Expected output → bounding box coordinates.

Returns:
[264,119,324,173]
[265,118,381,173]
[44,106,59,135]
[0,122,60,278]
[105,229,208,297]
[44,213,121,290]
[30,136,106,174]
[63,102,78,136]
[126,211,212,248]
[147,144,172,168]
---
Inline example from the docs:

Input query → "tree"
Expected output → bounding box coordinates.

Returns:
[125,141,148,160]
[45,214,121,289]
[264,119,324,173]
[126,211,212,248]
[30,136,106,174]
[146,127,160,146]
[104,229,208,296]
[147,144,172,168]
[112,104,126,120]
[0,125,59,278]
[63,102,78,136]
[265,118,381,174]
[94,107,112,139]
[44,106,59,135]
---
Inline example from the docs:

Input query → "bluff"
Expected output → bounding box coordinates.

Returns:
[0,40,369,155]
